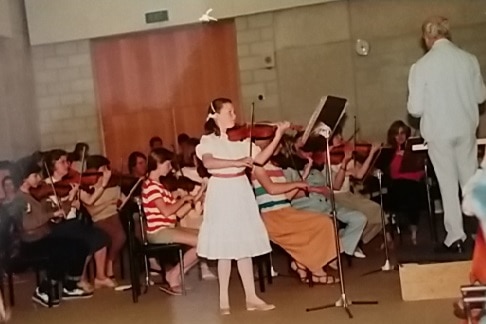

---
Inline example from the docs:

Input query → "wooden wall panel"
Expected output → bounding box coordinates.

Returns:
[91,21,240,171]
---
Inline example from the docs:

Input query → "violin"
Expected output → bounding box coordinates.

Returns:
[227,123,277,141]
[30,169,101,201]
[309,143,379,166]
[227,123,303,142]
[57,169,103,188]
[106,172,140,189]
[79,167,140,190]
[329,143,374,165]
[160,174,200,193]
[30,182,75,201]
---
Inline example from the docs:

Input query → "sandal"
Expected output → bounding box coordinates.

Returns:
[290,261,308,283]
[327,260,338,271]
[77,280,94,293]
[311,273,340,285]
[159,284,183,296]
[94,277,116,289]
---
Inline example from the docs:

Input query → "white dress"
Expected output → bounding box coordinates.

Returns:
[195,133,271,260]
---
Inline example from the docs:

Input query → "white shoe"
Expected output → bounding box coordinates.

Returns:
[353,248,366,259]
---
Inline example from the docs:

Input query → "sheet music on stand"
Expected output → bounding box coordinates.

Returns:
[399,137,426,173]
[361,147,396,183]
[301,95,347,145]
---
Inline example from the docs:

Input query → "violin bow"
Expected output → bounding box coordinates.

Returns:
[249,101,256,158]
[117,157,124,201]
[76,146,87,201]
[171,145,184,178]
[43,161,66,218]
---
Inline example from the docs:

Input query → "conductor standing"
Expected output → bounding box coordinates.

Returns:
[407,16,486,252]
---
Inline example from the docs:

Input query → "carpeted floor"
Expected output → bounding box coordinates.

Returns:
[4,243,460,324]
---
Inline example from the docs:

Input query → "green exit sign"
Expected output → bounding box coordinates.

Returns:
[145,10,169,24]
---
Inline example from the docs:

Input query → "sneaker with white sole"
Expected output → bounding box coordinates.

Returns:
[32,288,60,308]
[62,288,93,300]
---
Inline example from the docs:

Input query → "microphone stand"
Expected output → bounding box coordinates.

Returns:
[306,125,378,318]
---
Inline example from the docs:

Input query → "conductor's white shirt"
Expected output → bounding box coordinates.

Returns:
[407,38,486,141]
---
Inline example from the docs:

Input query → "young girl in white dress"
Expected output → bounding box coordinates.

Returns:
[196,97,289,315]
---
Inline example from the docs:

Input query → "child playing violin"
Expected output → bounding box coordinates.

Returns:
[280,141,367,259]
[196,98,282,314]
[41,149,112,292]
[12,160,92,305]
[163,175,216,280]
[142,148,201,296]
[78,155,128,286]
[324,126,384,247]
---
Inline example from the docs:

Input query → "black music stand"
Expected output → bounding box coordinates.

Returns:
[361,147,397,276]
[399,138,437,243]
[303,96,378,318]
[302,95,347,144]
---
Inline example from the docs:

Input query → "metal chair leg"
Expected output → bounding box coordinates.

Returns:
[143,255,150,294]
[266,254,273,285]
[48,280,55,308]
[126,219,139,303]
[7,273,14,306]
[256,256,265,293]
[179,249,185,295]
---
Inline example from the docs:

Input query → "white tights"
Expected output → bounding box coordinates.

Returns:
[217,258,265,308]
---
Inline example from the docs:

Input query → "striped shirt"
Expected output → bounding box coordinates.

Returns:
[141,178,177,233]
[252,163,291,213]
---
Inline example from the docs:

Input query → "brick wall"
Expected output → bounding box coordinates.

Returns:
[235,13,281,121]
[29,2,486,153]
[31,40,101,154]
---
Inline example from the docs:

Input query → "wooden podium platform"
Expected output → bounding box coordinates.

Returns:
[395,213,475,301]
[399,261,471,301]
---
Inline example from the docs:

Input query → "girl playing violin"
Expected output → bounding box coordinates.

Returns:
[42,149,113,291]
[327,126,384,247]
[142,148,200,296]
[127,151,168,279]
[78,155,127,285]
[282,143,367,260]
[163,174,216,280]
[196,98,284,314]
[12,160,92,304]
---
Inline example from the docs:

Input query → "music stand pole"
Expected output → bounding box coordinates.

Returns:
[306,127,378,318]
[423,156,438,243]
[362,169,396,276]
